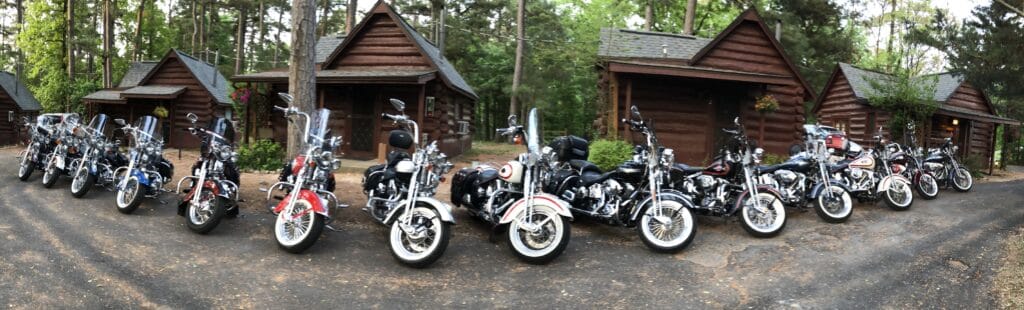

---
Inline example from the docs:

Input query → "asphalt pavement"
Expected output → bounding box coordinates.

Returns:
[0,150,1022,309]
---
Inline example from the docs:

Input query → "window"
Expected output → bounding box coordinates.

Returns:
[833,119,850,133]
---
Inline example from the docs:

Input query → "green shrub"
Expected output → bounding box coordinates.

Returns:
[962,154,987,178]
[761,153,788,165]
[588,139,633,172]
[237,139,284,172]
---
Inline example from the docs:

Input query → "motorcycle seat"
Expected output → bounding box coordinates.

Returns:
[386,151,410,167]
[829,160,850,173]
[580,170,616,186]
[672,163,703,175]
[568,159,602,174]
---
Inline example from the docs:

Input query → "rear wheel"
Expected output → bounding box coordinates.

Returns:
[814,185,853,223]
[507,204,571,264]
[185,189,227,234]
[637,199,696,253]
[274,199,325,253]
[739,192,786,238]
[70,166,96,198]
[952,167,973,192]
[884,178,914,211]
[915,173,939,200]
[17,150,34,181]
[116,176,145,214]
[389,206,451,268]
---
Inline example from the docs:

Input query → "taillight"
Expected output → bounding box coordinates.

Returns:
[514,136,523,145]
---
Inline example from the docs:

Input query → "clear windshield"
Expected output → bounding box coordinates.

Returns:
[134,115,161,142]
[310,108,331,141]
[206,117,235,145]
[89,114,109,136]
[527,108,540,155]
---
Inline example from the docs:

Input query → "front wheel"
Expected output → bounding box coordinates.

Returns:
[884,178,914,211]
[17,151,34,181]
[185,189,227,234]
[814,185,853,223]
[739,192,787,238]
[637,199,696,253]
[116,176,145,214]
[951,167,973,192]
[41,157,59,188]
[389,206,452,268]
[915,173,939,200]
[507,205,571,264]
[70,166,96,198]
[274,198,325,254]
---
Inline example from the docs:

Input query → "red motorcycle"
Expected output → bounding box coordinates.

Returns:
[262,93,346,253]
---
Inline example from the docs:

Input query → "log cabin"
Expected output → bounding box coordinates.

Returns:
[813,62,1020,171]
[0,72,42,145]
[82,49,232,148]
[233,1,478,159]
[597,8,815,165]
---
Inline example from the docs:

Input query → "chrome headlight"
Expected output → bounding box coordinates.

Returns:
[661,148,675,166]
[952,145,959,153]
[219,147,233,161]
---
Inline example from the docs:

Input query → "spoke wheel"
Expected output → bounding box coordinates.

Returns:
[814,185,853,223]
[884,178,914,211]
[389,206,451,268]
[638,199,695,253]
[116,177,144,214]
[739,192,787,238]
[186,189,226,234]
[70,166,95,198]
[507,204,571,264]
[916,173,939,200]
[274,199,325,253]
[952,168,973,192]
[41,157,59,188]
[17,150,34,181]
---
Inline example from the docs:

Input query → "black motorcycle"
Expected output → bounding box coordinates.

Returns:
[112,116,175,214]
[544,106,697,253]
[450,109,573,264]
[40,113,84,188]
[69,113,128,198]
[175,113,241,234]
[17,114,65,181]
[896,123,939,199]
[755,124,854,223]
[923,137,973,192]
[669,117,787,238]
[362,99,456,267]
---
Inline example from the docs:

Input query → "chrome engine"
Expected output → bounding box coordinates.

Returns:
[844,168,876,192]
[767,169,805,204]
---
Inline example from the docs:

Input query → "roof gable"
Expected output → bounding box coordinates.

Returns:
[690,8,814,101]
[0,71,41,111]
[139,49,231,105]
[597,28,712,61]
[321,1,477,99]
[118,62,159,88]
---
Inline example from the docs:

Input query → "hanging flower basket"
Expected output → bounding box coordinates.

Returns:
[231,88,253,105]
[153,105,169,118]
[755,94,780,114]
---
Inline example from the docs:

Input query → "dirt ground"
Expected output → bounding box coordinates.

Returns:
[994,227,1024,309]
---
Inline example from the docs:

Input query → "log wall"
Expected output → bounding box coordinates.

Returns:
[0,89,36,145]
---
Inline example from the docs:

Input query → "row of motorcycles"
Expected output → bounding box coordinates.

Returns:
[14,95,975,268]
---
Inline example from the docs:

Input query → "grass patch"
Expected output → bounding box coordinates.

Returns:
[456,141,522,162]
[995,228,1024,309]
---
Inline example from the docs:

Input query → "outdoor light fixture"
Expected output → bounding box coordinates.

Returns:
[425,96,436,116]
[7,111,12,123]
[952,118,959,126]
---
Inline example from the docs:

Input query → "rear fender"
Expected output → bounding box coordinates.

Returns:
[383,197,457,225]
[807,181,852,200]
[273,189,328,216]
[498,193,573,224]
[628,189,694,223]
[876,175,911,193]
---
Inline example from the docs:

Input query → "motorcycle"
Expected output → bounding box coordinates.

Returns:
[262,93,346,253]
[40,113,84,188]
[544,106,697,253]
[669,117,787,238]
[112,115,175,214]
[175,113,241,234]
[450,108,573,264]
[362,98,456,267]
[69,113,128,198]
[830,128,914,211]
[923,137,973,192]
[896,123,939,199]
[755,124,854,223]
[17,114,66,181]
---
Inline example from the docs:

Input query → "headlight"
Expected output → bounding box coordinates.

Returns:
[219,147,232,160]
[661,148,675,166]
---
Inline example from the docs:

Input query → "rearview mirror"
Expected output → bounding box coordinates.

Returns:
[388,98,406,112]
[734,117,741,126]
[114,118,126,126]
[508,114,518,127]
[186,113,198,123]
[630,105,641,119]
[277,93,293,104]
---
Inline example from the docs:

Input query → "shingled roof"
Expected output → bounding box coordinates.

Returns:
[598,28,713,61]
[84,50,231,105]
[0,72,41,111]
[168,50,231,105]
[117,62,159,88]
[315,34,346,64]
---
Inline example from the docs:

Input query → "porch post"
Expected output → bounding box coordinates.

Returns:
[990,123,998,175]
[624,77,632,141]
[609,72,618,138]
[417,84,426,131]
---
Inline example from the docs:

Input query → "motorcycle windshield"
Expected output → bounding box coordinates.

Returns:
[309,108,331,142]
[527,108,540,155]
[36,115,60,127]
[134,116,161,142]
[206,117,235,145]
[88,114,110,136]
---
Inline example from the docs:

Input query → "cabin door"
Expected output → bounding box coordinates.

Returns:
[346,91,378,159]
[710,92,743,155]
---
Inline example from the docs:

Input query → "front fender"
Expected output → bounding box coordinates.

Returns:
[273,189,328,216]
[131,169,150,186]
[807,181,852,199]
[628,189,695,223]
[876,175,911,193]
[383,197,457,225]
[498,193,573,225]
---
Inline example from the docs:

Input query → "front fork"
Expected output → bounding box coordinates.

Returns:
[190,161,209,208]
[744,167,767,213]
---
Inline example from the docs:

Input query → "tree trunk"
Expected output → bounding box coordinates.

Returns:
[509,0,525,118]
[103,0,113,88]
[287,0,317,157]
[234,6,247,75]
[684,0,696,35]
[66,0,75,112]
[273,10,283,66]
[258,0,265,64]
[345,0,356,33]
[207,0,218,61]
[886,0,895,71]
[318,0,329,36]
[199,0,206,55]
[135,0,146,61]
[88,11,96,77]
[15,0,23,79]
[436,1,445,54]
[644,0,652,31]
[191,0,198,54]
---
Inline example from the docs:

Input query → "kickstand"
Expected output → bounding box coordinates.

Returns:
[325,224,341,232]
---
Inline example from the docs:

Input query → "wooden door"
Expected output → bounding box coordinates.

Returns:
[709,92,743,156]
[345,90,378,159]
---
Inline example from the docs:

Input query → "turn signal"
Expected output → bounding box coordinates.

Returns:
[514,136,523,145]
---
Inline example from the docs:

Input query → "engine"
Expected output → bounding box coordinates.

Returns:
[923,162,945,178]
[770,169,805,204]
[845,168,876,191]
